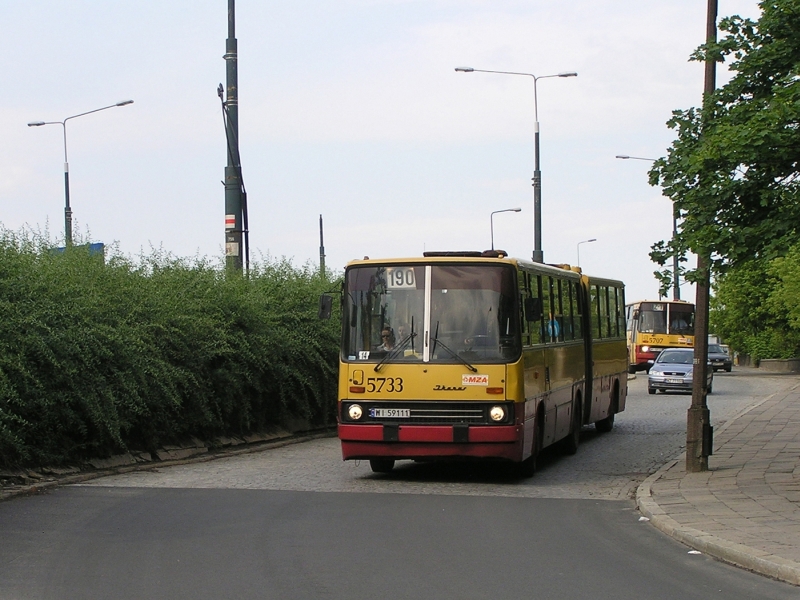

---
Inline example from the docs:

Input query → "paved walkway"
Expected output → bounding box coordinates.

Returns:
[637,376,800,586]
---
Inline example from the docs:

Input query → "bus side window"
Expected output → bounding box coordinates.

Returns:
[571,281,583,339]
[613,287,624,337]
[518,272,531,346]
[590,285,601,339]
[540,276,551,344]
[563,280,574,341]
[600,286,611,339]
[554,278,565,342]
[613,288,620,337]
[522,272,544,345]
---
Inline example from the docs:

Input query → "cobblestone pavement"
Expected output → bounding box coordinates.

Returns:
[637,372,800,585]
[80,370,794,504]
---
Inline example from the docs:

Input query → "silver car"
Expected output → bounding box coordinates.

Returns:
[648,348,713,395]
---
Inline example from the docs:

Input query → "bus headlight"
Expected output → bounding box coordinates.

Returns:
[489,405,506,422]
[641,346,650,353]
[348,404,363,420]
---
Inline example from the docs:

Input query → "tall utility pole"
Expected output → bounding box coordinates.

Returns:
[671,205,681,300]
[686,0,717,473]
[319,214,326,278]
[224,0,244,272]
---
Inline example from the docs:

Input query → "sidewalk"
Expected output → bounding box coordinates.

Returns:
[637,377,800,586]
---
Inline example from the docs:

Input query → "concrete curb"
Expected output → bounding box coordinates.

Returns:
[635,391,800,586]
[636,460,800,586]
[0,429,337,503]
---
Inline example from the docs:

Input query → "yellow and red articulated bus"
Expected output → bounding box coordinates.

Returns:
[625,300,695,373]
[321,251,627,477]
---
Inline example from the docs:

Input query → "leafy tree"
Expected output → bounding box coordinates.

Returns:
[649,0,800,293]
[766,242,800,333]
[709,251,800,359]
[710,259,800,359]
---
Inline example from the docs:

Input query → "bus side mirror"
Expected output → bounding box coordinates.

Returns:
[632,310,639,320]
[524,297,542,322]
[318,294,333,320]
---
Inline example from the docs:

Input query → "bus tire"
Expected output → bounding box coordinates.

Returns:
[518,418,543,478]
[517,455,536,478]
[596,382,618,433]
[628,364,636,374]
[561,398,582,455]
[595,412,615,433]
[369,458,395,473]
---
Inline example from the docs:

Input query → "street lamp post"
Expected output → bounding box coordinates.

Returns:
[28,100,134,246]
[456,67,577,263]
[616,154,681,300]
[576,238,596,267]
[490,207,521,251]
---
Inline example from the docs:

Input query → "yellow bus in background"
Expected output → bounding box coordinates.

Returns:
[625,299,695,373]
[323,251,627,477]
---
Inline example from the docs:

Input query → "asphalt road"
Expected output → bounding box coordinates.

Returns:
[1,370,797,599]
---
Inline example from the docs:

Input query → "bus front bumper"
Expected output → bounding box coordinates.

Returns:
[338,423,522,461]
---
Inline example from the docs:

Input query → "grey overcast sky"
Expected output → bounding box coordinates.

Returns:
[1,0,761,302]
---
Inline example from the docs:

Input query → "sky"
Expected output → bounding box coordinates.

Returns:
[1,0,763,303]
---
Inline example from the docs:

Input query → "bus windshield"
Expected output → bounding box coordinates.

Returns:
[343,263,520,363]
[637,302,695,336]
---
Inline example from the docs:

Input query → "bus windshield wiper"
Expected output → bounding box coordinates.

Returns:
[374,330,417,372]
[431,322,477,373]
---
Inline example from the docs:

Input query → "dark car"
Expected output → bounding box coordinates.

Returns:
[648,348,713,395]
[708,344,732,372]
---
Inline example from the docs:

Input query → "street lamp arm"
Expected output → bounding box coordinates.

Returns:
[617,152,680,300]
[455,67,578,81]
[576,238,597,266]
[64,100,134,124]
[615,154,657,162]
[490,207,522,251]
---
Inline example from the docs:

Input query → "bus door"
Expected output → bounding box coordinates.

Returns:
[538,275,566,446]
[580,276,595,423]
[520,271,548,454]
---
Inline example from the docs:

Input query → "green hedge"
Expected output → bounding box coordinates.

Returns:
[0,230,340,469]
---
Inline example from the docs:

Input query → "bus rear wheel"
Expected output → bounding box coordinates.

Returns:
[595,412,614,433]
[596,384,618,433]
[369,458,395,473]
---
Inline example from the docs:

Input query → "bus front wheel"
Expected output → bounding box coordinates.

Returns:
[561,399,582,455]
[369,458,395,473]
[518,419,543,478]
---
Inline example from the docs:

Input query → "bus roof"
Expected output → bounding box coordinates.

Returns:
[344,253,624,287]
[626,299,694,307]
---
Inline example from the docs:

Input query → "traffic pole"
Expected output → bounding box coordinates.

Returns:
[224,0,243,273]
[686,0,717,473]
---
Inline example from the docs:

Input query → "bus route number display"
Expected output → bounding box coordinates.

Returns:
[386,267,416,289]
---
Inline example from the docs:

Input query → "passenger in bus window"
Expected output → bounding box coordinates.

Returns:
[376,327,395,351]
[396,323,410,342]
[670,313,691,334]
[547,313,561,341]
